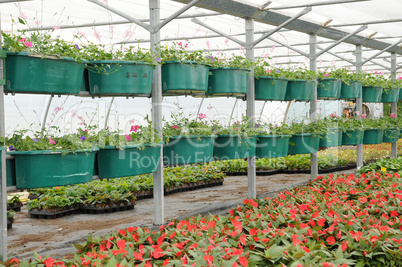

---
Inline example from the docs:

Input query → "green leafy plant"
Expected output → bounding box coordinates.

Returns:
[213,117,258,137]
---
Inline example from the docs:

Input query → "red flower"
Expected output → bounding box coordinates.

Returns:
[326,236,335,245]
[390,210,399,217]
[359,197,368,204]
[341,241,349,251]
[204,255,214,265]
[239,256,248,267]
[44,257,55,267]
[116,239,126,249]
[317,218,326,226]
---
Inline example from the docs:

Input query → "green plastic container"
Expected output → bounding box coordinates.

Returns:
[317,79,342,99]
[5,52,84,95]
[97,144,162,179]
[87,61,153,96]
[342,130,364,145]
[208,68,250,96]
[399,87,402,100]
[340,81,362,99]
[320,128,342,148]
[254,77,288,101]
[363,129,384,144]
[288,134,320,155]
[214,135,256,160]
[164,135,216,165]
[10,149,98,189]
[162,61,209,95]
[362,86,383,102]
[285,79,316,101]
[6,158,16,187]
[256,135,291,158]
[382,128,400,143]
[381,88,400,103]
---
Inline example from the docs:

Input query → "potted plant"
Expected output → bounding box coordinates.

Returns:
[160,42,210,96]
[361,116,386,144]
[206,54,254,97]
[255,122,291,158]
[319,114,343,148]
[284,67,317,101]
[96,120,162,179]
[381,78,401,103]
[163,112,216,165]
[382,113,400,143]
[316,70,342,99]
[6,128,98,189]
[287,120,325,155]
[83,42,155,96]
[361,72,386,102]
[254,63,288,101]
[339,116,364,145]
[338,70,364,99]
[212,117,257,160]
[2,24,86,95]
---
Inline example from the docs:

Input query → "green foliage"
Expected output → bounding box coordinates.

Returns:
[356,156,402,175]
[159,41,208,63]
[213,117,259,137]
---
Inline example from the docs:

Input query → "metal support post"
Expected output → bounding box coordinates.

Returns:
[356,45,363,169]
[150,0,164,225]
[245,18,256,199]
[229,99,238,125]
[104,97,115,129]
[41,95,53,130]
[309,34,318,180]
[0,11,7,260]
[391,53,398,158]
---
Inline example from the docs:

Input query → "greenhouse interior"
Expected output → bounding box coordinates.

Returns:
[1,0,402,266]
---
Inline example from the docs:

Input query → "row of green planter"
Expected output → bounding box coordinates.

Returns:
[4,127,400,189]
[6,53,400,102]
[256,77,400,102]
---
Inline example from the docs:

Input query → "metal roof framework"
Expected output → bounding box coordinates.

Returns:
[1,0,402,260]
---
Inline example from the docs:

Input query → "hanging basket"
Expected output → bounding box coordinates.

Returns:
[382,128,400,143]
[163,135,216,165]
[362,86,383,102]
[317,79,342,99]
[340,81,362,99]
[87,60,153,96]
[285,79,316,101]
[288,134,320,155]
[5,52,85,95]
[162,61,209,95]
[319,128,342,148]
[10,148,98,189]
[342,130,364,145]
[97,144,162,179]
[256,135,291,158]
[363,129,384,144]
[207,68,249,97]
[254,77,288,101]
[214,135,256,160]
[381,88,400,103]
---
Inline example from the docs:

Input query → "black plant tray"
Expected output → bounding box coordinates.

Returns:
[7,202,23,212]
[80,202,135,214]
[29,206,79,219]
[7,218,13,229]
[135,190,153,200]
[164,179,224,195]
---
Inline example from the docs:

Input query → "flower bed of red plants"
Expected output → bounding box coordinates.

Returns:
[3,172,402,266]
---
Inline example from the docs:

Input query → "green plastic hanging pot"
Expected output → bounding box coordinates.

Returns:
[317,79,342,99]
[214,135,256,160]
[399,87,402,100]
[87,60,153,96]
[362,86,383,102]
[342,130,364,145]
[340,81,362,99]
[254,77,288,101]
[320,128,342,148]
[162,61,209,95]
[6,157,16,187]
[164,135,216,165]
[288,134,320,155]
[10,148,98,189]
[382,128,400,143]
[97,144,162,179]
[256,135,291,158]
[381,88,400,103]
[5,52,85,95]
[363,129,383,144]
[207,68,249,96]
[285,79,316,101]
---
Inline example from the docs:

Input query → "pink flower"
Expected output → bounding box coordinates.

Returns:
[18,38,26,43]
[19,12,28,20]
[198,113,206,120]
[130,125,140,132]
[125,134,132,141]
[324,73,329,77]
[266,69,271,73]
[390,113,397,118]
[48,138,56,145]
[398,76,402,80]
[24,41,32,47]
[53,25,60,30]
[172,125,179,130]
[360,114,366,118]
